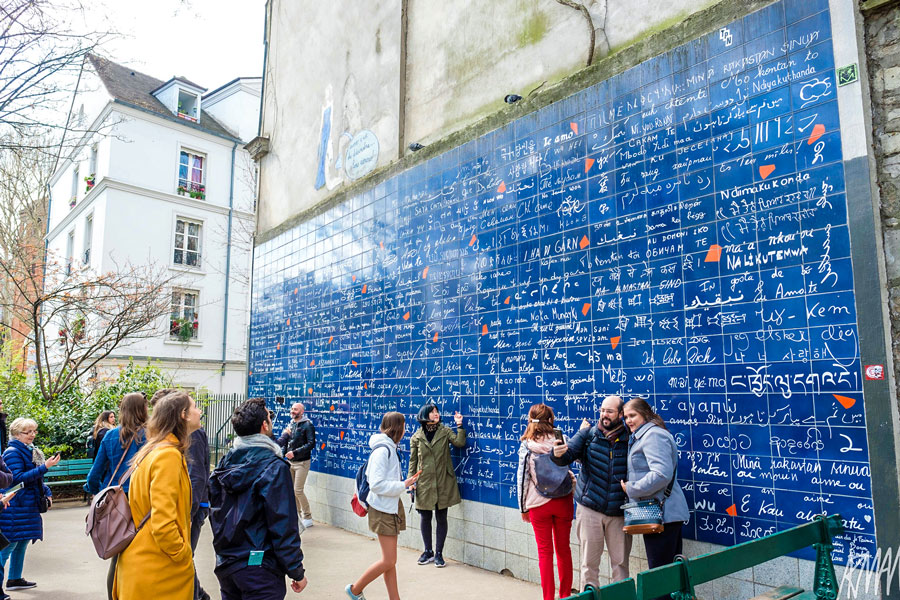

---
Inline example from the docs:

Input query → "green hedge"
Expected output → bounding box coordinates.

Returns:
[1,359,173,458]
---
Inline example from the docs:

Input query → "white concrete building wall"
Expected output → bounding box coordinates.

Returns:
[204,79,263,143]
[104,109,242,207]
[46,87,256,394]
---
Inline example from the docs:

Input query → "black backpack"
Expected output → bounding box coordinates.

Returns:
[351,443,394,516]
[85,431,95,459]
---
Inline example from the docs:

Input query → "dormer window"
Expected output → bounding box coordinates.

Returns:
[151,77,206,122]
[177,90,199,122]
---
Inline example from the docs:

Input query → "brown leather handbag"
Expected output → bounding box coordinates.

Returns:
[84,442,149,559]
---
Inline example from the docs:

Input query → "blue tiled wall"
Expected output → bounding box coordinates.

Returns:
[250,0,873,565]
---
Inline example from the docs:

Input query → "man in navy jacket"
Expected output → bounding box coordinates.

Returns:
[553,395,631,587]
[209,398,308,599]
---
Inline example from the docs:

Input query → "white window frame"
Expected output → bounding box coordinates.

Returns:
[177,148,206,198]
[169,289,200,340]
[65,230,75,276]
[88,144,98,182]
[83,213,93,265]
[71,162,80,203]
[173,216,203,269]
[177,90,200,122]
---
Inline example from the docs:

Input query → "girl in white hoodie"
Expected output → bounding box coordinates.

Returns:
[346,412,420,600]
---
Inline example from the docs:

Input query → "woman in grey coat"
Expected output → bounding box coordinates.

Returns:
[620,398,690,569]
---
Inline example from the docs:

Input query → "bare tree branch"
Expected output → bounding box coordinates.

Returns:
[554,0,596,66]
[0,134,179,400]
[0,0,116,151]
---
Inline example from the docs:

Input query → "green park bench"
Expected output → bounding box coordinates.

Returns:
[44,458,93,489]
[563,514,844,600]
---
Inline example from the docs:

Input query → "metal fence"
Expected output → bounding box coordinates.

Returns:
[200,393,244,465]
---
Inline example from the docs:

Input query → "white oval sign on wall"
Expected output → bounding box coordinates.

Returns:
[344,130,379,180]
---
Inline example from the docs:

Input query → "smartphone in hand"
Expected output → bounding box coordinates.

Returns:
[553,428,564,443]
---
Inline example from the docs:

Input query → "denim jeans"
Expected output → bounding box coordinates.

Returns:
[0,539,29,582]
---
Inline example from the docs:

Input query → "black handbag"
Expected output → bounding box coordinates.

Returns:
[38,488,49,513]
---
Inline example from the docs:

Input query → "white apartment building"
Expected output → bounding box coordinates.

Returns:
[45,55,259,393]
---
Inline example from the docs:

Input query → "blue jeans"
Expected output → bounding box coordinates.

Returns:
[0,539,29,583]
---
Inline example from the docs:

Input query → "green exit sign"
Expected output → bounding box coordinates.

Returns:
[837,64,859,86]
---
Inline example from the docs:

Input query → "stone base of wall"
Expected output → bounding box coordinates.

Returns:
[302,471,878,600]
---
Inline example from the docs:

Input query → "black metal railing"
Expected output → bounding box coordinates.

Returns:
[199,393,244,466]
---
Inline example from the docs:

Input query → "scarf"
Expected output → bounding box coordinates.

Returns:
[233,433,283,457]
[30,444,46,466]
[424,422,439,443]
[599,421,625,444]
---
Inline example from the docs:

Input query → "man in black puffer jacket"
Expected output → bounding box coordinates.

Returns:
[553,395,631,587]
[277,402,316,529]
[210,398,308,599]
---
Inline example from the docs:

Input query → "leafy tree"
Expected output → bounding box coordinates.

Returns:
[0,354,173,457]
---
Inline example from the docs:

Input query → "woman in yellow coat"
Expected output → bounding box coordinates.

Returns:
[113,390,201,600]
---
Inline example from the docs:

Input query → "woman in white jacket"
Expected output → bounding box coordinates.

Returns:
[346,412,420,600]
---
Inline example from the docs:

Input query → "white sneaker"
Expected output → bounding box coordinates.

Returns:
[302,518,314,528]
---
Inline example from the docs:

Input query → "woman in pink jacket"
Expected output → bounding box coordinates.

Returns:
[516,404,574,600]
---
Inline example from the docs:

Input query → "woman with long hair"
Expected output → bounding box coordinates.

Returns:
[0,418,61,596]
[516,404,574,600]
[620,398,690,569]
[90,411,116,461]
[112,390,201,600]
[84,393,148,600]
[346,412,420,600]
[85,393,148,494]
[408,403,466,567]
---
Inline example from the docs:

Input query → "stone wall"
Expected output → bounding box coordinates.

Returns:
[866,2,900,389]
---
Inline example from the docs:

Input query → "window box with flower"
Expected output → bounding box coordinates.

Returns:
[84,174,95,192]
[169,315,199,342]
[176,182,205,200]
[59,315,86,344]
[69,196,77,209]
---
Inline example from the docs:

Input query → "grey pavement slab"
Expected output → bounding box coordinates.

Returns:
[14,502,540,599]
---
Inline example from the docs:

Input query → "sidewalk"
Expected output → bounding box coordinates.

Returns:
[19,502,541,599]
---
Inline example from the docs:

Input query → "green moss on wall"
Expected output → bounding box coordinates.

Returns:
[518,11,549,46]
[258,0,781,245]
[607,0,720,55]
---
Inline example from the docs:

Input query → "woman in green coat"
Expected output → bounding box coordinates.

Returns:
[408,403,466,568]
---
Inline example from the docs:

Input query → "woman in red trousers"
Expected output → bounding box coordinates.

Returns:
[517,403,574,600]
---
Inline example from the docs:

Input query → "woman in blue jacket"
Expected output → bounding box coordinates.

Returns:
[621,399,690,570]
[85,392,148,495]
[83,392,147,600]
[0,418,61,594]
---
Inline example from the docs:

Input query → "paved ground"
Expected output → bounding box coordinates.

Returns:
[16,501,540,599]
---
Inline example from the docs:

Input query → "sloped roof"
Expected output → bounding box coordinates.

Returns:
[86,54,238,141]
[152,76,207,95]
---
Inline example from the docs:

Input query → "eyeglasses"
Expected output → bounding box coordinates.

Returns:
[599,409,619,414]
